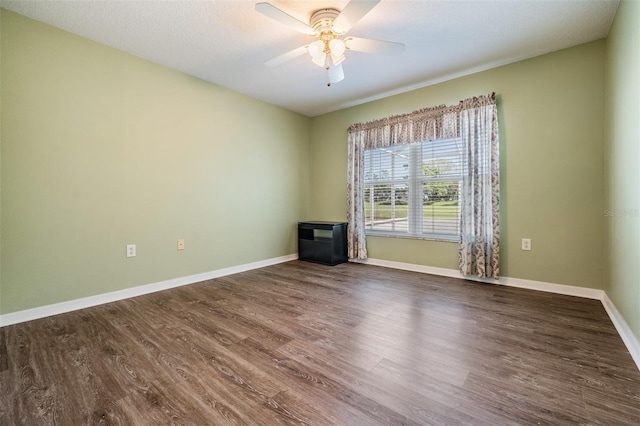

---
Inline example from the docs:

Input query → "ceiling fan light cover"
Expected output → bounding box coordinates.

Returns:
[328,64,345,83]
[329,39,346,56]
[312,52,327,67]
[332,54,345,66]
[308,40,325,58]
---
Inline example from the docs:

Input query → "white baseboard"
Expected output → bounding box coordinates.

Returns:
[0,254,298,327]
[358,257,605,299]
[600,293,640,371]
[358,257,639,370]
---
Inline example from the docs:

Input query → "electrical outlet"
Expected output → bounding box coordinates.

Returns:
[521,238,531,251]
[177,239,185,250]
[126,244,136,258]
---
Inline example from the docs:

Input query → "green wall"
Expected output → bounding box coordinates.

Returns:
[310,40,606,289]
[0,11,310,314]
[0,9,3,314]
[604,0,640,340]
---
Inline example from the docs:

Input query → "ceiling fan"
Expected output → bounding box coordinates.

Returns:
[255,0,405,86]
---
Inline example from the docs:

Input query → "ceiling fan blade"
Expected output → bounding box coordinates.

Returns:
[345,37,405,55]
[332,0,380,34]
[329,64,345,84]
[264,45,308,67]
[255,2,315,35]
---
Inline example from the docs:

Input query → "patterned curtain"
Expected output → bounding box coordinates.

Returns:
[346,130,367,260]
[346,93,499,271]
[458,94,500,279]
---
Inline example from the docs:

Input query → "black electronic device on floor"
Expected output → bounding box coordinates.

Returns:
[298,221,348,266]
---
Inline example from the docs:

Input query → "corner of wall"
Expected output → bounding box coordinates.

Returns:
[603,0,640,342]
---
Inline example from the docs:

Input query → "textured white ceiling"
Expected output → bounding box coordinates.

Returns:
[1,0,619,116]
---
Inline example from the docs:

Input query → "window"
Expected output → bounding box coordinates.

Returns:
[363,138,463,240]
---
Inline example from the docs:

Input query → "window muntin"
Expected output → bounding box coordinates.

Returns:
[364,138,463,240]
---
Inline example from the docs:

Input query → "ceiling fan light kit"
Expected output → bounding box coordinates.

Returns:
[255,0,404,86]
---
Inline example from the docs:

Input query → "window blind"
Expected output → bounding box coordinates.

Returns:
[364,138,463,240]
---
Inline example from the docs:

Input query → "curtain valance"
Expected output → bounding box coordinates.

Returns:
[347,93,496,148]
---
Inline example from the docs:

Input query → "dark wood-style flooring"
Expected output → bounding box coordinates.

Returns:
[1,261,639,425]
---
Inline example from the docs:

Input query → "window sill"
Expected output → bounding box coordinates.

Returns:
[365,231,458,243]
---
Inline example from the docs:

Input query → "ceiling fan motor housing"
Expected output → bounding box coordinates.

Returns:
[310,8,342,38]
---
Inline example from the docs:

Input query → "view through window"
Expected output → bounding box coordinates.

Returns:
[363,138,463,240]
